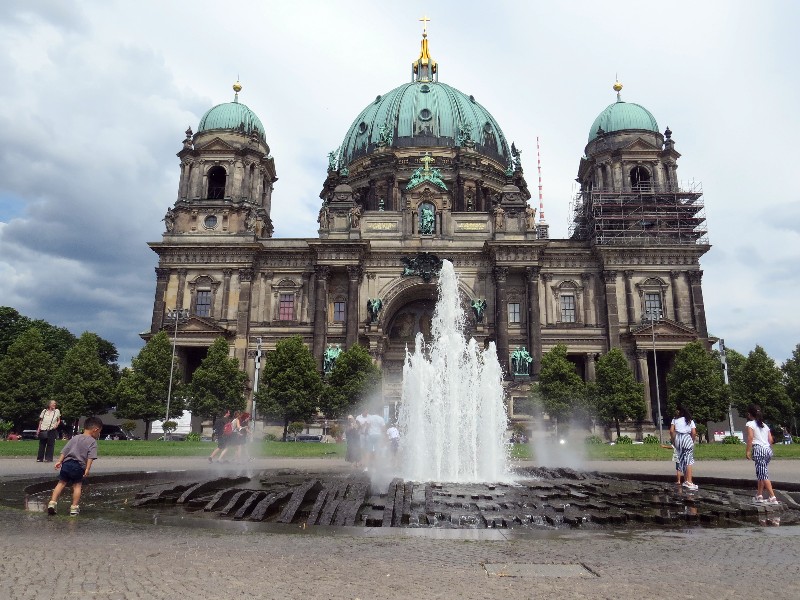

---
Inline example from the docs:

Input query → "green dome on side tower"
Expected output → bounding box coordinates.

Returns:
[197,82,266,142]
[588,81,658,142]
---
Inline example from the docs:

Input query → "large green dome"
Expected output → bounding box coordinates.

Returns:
[339,80,510,166]
[197,99,266,142]
[588,97,658,142]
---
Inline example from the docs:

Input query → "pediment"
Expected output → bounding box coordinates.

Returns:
[629,318,697,339]
[163,316,232,338]
[197,137,235,152]
[622,137,661,152]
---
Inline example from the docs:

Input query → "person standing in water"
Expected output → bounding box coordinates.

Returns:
[745,404,779,504]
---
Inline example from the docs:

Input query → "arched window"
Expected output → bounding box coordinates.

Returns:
[630,166,652,191]
[207,166,227,199]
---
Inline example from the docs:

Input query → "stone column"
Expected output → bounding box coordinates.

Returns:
[493,267,509,374]
[688,270,709,337]
[221,269,232,321]
[176,269,187,310]
[669,271,682,323]
[623,270,636,326]
[312,266,330,369]
[235,269,254,364]
[261,271,273,323]
[636,349,654,424]
[150,267,171,333]
[242,162,252,202]
[541,273,552,324]
[301,273,312,323]
[601,270,620,349]
[585,353,596,382]
[581,273,594,325]
[346,265,361,347]
[525,266,542,377]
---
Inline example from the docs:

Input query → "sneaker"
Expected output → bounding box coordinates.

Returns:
[47,501,57,515]
[753,495,765,503]
[767,497,780,505]
[683,482,698,491]
[69,505,80,516]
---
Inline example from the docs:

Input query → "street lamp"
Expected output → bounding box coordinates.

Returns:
[251,337,262,435]
[645,309,664,443]
[718,338,735,436]
[164,307,189,439]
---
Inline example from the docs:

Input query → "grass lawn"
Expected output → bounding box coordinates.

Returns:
[2,440,799,461]
[511,442,800,461]
[0,440,346,459]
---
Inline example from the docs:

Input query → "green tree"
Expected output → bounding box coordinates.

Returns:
[0,307,32,356]
[29,319,77,365]
[188,337,248,423]
[255,336,322,440]
[0,328,54,428]
[319,344,381,418]
[51,332,115,430]
[590,348,645,439]
[725,347,747,412]
[114,332,184,439]
[533,344,586,438]
[729,345,791,428]
[667,341,728,441]
[782,344,800,435]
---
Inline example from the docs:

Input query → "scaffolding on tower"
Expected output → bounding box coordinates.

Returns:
[569,180,707,246]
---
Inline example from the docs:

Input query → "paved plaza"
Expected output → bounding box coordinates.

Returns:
[2,457,799,600]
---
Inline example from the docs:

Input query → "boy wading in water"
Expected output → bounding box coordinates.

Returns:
[47,416,103,516]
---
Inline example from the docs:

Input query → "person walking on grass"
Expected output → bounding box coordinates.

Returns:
[746,404,780,505]
[47,416,103,517]
[670,405,698,491]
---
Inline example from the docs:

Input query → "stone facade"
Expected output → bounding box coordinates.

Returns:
[146,45,710,431]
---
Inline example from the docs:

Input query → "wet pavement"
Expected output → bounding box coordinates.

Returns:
[2,457,800,599]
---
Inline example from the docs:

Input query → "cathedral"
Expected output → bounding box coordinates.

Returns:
[146,29,710,429]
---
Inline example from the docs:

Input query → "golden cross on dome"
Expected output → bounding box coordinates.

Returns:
[419,15,430,37]
[420,152,434,172]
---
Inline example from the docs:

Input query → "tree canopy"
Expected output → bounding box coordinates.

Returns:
[728,345,791,428]
[255,336,322,438]
[667,341,728,437]
[319,344,381,418]
[114,331,183,439]
[782,344,800,435]
[590,348,645,438]
[533,344,586,436]
[188,337,248,419]
[51,332,115,424]
[0,328,54,427]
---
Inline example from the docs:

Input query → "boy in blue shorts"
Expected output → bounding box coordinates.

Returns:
[47,416,103,516]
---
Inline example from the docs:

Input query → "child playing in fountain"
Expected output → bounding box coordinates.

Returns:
[47,416,103,516]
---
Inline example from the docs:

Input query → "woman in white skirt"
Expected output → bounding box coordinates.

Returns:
[745,404,779,504]
[669,406,698,491]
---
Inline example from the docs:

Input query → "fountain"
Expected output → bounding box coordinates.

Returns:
[398,260,510,482]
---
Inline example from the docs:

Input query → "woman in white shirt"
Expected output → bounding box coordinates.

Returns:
[745,404,779,504]
[669,406,698,491]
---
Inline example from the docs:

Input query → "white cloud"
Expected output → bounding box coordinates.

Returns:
[1,0,798,365]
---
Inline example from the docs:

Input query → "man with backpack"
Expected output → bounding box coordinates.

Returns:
[208,410,231,463]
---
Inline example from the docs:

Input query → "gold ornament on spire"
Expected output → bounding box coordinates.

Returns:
[233,80,242,93]
[412,16,437,82]
[613,80,623,92]
[419,14,430,37]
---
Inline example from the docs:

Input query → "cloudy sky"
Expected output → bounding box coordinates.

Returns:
[1,0,798,366]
